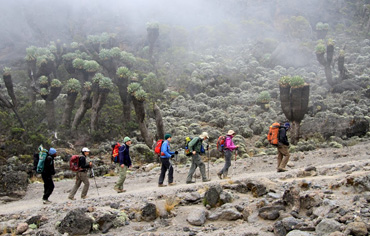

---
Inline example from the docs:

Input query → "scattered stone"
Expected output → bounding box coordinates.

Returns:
[141,203,157,222]
[57,208,93,235]
[315,218,341,236]
[344,221,368,236]
[187,208,206,226]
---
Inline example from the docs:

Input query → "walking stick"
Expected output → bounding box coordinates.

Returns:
[207,144,210,180]
[232,148,238,176]
[91,168,100,196]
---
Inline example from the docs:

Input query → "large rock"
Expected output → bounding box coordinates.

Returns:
[344,221,368,236]
[204,185,223,207]
[0,164,29,200]
[301,114,369,139]
[332,80,363,93]
[187,208,207,226]
[57,208,93,235]
[316,219,341,236]
[141,203,157,222]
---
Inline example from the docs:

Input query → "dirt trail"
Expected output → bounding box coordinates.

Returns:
[1,141,369,215]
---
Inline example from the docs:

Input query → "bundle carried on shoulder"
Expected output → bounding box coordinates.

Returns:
[35,145,48,173]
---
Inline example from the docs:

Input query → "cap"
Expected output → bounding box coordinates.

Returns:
[81,147,90,152]
[123,137,131,143]
[164,134,171,140]
[199,132,209,139]
[284,122,290,128]
[49,148,57,155]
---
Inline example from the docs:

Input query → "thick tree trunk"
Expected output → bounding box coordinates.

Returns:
[3,74,17,108]
[291,85,310,122]
[290,120,300,145]
[132,97,152,148]
[116,78,131,126]
[45,100,56,129]
[61,92,78,127]
[153,103,164,140]
[72,89,92,131]
[338,54,348,82]
[91,91,108,134]
[279,85,292,121]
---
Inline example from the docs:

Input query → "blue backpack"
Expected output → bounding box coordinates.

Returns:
[36,145,48,173]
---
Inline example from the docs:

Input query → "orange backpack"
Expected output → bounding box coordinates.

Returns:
[267,122,281,146]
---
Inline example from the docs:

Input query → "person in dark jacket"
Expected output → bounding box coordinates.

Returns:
[68,147,92,200]
[114,137,132,193]
[158,134,178,187]
[277,122,291,172]
[42,148,56,204]
[186,132,210,184]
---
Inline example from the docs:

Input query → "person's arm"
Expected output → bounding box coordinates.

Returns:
[225,137,237,150]
[123,147,132,167]
[80,156,90,169]
[161,141,173,158]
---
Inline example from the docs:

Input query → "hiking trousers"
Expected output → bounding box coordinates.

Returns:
[158,158,174,184]
[69,171,90,198]
[41,173,54,200]
[277,144,290,169]
[219,150,232,176]
[186,153,207,182]
[115,164,128,190]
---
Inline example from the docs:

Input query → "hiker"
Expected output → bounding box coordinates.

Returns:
[42,148,56,204]
[158,134,178,187]
[186,132,210,184]
[68,147,92,200]
[277,122,291,172]
[217,130,239,179]
[114,137,132,193]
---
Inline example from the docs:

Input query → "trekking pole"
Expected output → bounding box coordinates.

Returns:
[207,144,210,180]
[232,148,238,177]
[91,168,100,196]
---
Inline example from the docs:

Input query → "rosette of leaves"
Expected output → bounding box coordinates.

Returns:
[315,41,326,54]
[128,83,147,101]
[121,51,136,66]
[127,82,141,94]
[70,42,79,49]
[92,73,104,84]
[87,35,100,45]
[51,79,62,88]
[316,22,329,31]
[40,88,49,99]
[134,89,147,101]
[116,66,131,79]
[279,76,291,87]
[146,22,159,30]
[289,76,305,88]
[65,78,81,94]
[83,60,100,73]
[25,46,37,61]
[72,58,85,70]
[62,52,78,62]
[110,47,122,58]
[99,77,114,92]
[39,76,49,88]
[84,81,92,91]
[99,49,111,61]
[256,91,271,103]
[3,67,11,76]
[48,42,57,54]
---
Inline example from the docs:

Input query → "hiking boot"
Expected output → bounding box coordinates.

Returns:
[68,196,76,200]
[223,176,231,180]
[115,188,126,193]
[277,168,288,172]
[186,181,195,184]
[81,196,88,199]
[43,200,52,204]
[158,184,167,187]
[217,173,222,179]
[168,182,176,186]
[202,179,211,182]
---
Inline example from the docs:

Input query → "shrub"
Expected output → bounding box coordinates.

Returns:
[256,91,271,103]
[316,22,329,31]
[315,42,326,54]
[99,77,114,90]
[116,67,131,78]
[83,60,100,73]
[65,78,81,93]
[72,58,84,70]
[51,79,62,88]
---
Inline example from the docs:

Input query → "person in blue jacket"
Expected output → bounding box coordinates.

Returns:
[114,136,132,193]
[158,134,178,187]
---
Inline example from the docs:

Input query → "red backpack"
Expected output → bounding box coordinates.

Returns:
[70,155,82,172]
[216,136,226,152]
[267,122,281,146]
[154,139,164,155]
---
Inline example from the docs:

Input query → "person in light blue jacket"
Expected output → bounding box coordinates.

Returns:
[158,134,178,187]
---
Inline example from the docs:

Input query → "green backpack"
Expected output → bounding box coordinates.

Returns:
[36,145,48,173]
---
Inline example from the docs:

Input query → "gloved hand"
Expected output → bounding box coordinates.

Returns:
[175,151,178,154]
[171,155,175,158]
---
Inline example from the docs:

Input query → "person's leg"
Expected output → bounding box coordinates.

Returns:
[279,145,290,169]
[68,173,82,198]
[42,174,54,200]
[158,158,169,184]
[168,160,174,184]
[193,154,207,181]
[223,150,232,177]
[80,172,90,198]
[186,155,197,183]
[115,163,125,190]
[277,146,283,169]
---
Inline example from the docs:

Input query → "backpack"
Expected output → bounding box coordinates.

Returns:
[267,122,281,146]
[154,139,164,155]
[70,155,82,172]
[216,136,227,152]
[111,142,120,162]
[115,144,126,163]
[36,145,48,173]
[184,137,193,156]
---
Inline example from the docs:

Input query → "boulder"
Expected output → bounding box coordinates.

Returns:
[316,219,341,236]
[57,208,93,235]
[141,203,157,222]
[187,208,206,226]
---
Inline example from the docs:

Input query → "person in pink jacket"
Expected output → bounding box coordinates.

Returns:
[217,130,239,179]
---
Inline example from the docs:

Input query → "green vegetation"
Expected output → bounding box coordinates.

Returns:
[65,78,81,93]
[279,76,306,88]
[256,91,271,103]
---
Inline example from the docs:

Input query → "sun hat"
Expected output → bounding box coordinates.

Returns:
[49,148,57,155]
[227,130,236,135]
[199,132,209,139]
[81,147,90,152]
